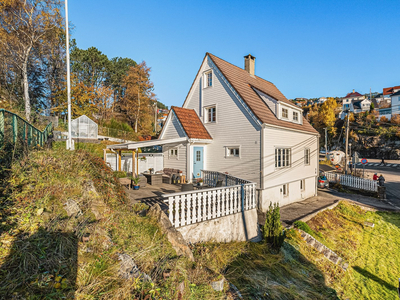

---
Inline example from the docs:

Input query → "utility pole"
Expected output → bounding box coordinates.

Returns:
[65,0,73,150]
[154,102,157,133]
[344,110,350,174]
[324,127,328,160]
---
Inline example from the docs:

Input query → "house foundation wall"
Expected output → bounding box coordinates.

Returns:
[259,176,316,211]
[177,208,261,243]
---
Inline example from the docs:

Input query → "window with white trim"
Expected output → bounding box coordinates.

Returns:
[275,148,291,168]
[293,111,299,122]
[226,147,240,157]
[205,106,216,123]
[304,148,310,165]
[300,179,305,191]
[169,147,178,159]
[204,71,212,88]
[282,184,288,196]
[282,108,288,119]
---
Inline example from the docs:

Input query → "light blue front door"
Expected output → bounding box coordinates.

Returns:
[193,147,204,178]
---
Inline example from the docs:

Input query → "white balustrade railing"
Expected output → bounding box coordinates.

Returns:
[164,180,256,228]
[325,172,378,192]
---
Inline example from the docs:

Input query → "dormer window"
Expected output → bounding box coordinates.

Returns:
[282,108,288,119]
[204,70,212,88]
[293,111,299,122]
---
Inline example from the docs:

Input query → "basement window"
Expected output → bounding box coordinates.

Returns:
[300,179,305,191]
[282,184,289,196]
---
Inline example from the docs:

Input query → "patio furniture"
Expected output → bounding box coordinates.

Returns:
[215,180,223,187]
[119,177,131,190]
[162,168,181,184]
[143,173,162,186]
[193,184,209,190]
[181,184,194,192]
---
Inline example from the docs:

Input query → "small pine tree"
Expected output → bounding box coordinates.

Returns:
[263,202,285,250]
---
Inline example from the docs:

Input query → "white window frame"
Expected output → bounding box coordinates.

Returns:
[304,148,310,165]
[282,184,289,196]
[203,70,213,88]
[169,147,179,159]
[293,111,299,122]
[275,148,291,168]
[300,179,305,191]
[282,108,288,119]
[225,146,241,158]
[204,105,216,123]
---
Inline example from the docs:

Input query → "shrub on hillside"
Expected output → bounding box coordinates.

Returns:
[263,202,285,251]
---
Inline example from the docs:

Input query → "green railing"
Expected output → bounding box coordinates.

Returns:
[0,109,53,149]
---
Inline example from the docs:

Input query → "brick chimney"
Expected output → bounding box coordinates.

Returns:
[244,54,256,77]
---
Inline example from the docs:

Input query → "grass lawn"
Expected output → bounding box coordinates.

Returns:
[294,201,400,300]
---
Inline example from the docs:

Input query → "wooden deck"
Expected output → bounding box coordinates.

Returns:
[124,183,181,212]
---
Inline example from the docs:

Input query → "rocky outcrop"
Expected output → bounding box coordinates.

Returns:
[354,135,400,159]
[148,204,195,261]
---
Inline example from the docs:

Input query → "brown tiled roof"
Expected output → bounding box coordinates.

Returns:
[207,53,318,134]
[171,106,212,140]
[343,91,363,98]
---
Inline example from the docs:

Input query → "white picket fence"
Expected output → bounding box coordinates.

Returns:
[164,171,256,228]
[326,172,378,192]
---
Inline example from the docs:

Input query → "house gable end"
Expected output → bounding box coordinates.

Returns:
[158,110,187,140]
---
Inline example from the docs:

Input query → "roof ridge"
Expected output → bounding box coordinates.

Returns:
[207,52,274,85]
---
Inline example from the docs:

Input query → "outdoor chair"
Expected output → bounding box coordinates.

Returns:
[215,180,223,187]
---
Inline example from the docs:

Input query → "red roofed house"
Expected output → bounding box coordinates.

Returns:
[158,53,319,209]
[340,89,371,118]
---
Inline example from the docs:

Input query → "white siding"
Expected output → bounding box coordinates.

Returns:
[163,144,187,175]
[260,126,318,209]
[183,57,262,185]
[161,113,187,139]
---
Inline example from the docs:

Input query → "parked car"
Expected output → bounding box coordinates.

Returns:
[318,174,329,188]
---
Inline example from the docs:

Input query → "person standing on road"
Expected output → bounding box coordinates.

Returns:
[381,156,386,166]
[378,174,385,186]
[373,173,378,181]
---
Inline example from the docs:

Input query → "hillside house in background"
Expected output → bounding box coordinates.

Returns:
[340,90,371,118]
[159,53,319,210]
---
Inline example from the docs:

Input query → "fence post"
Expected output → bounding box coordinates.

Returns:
[28,126,32,146]
[0,110,4,143]
[12,115,17,143]
[241,184,245,212]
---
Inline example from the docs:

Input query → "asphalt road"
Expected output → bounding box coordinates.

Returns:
[358,162,400,208]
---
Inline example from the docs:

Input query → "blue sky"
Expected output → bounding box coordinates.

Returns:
[68,0,400,107]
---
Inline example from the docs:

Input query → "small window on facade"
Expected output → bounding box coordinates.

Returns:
[275,148,291,168]
[293,111,299,122]
[300,179,305,191]
[227,147,240,157]
[282,108,288,119]
[169,147,178,158]
[204,71,212,88]
[304,148,310,165]
[205,106,216,123]
[282,184,288,196]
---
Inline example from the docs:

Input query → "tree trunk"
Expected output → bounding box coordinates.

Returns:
[22,51,31,121]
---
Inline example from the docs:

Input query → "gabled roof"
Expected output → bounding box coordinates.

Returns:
[383,86,400,95]
[206,53,318,134]
[343,91,363,99]
[171,106,212,140]
[391,90,400,97]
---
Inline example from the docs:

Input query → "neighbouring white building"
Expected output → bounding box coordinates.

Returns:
[71,115,98,139]
[157,53,319,210]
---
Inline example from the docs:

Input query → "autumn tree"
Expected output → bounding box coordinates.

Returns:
[0,0,63,121]
[122,61,156,134]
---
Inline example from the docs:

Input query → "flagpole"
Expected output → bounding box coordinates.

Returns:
[65,0,73,150]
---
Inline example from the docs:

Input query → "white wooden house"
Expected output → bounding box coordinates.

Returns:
[158,53,319,210]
